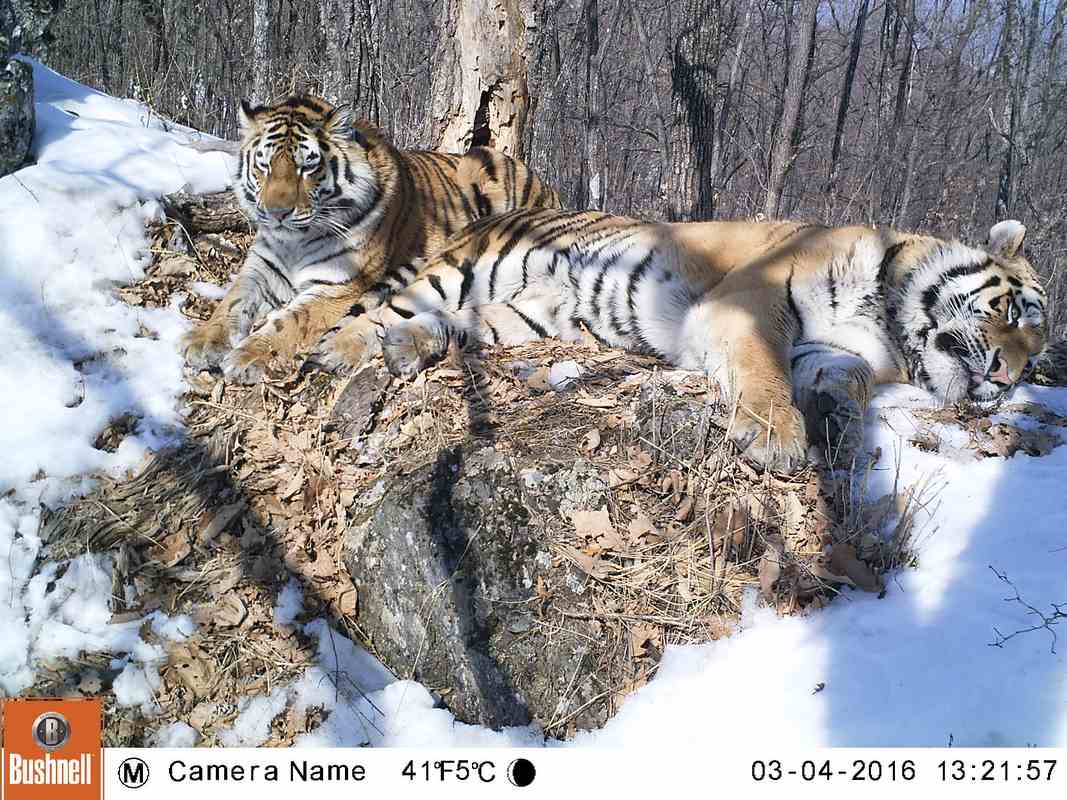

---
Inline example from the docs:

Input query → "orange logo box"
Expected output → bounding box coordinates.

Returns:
[1,698,102,800]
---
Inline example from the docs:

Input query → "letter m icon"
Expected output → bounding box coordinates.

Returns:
[118,757,149,788]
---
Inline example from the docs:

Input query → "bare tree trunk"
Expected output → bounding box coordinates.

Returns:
[763,0,818,218]
[430,0,533,157]
[826,0,869,200]
[251,0,271,103]
[666,0,719,221]
[630,1,671,212]
[707,0,753,217]
[582,0,603,209]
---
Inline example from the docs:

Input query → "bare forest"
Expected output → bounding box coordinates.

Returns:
[53,0,1067,335]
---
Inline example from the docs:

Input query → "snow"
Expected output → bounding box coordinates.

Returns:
[2,62,1065,749]
[152,721,201,747]
[273,578,304,627]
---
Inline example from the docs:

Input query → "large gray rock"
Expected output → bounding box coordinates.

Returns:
[332,358,735,734]
[343,440,619,731]
[0,58,34,176]
[1,0,63,178]
[1,1,64,59]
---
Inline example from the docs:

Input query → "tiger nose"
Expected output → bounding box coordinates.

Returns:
[262,206,292,221]
[985,352,1013,387]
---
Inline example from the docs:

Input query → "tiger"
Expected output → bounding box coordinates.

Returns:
[309,209,1047,473]
[181,94,562,383]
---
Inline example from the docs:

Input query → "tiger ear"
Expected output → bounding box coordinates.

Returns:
[238,99,261,133]
[988,220,1026,260]
[324,104,352,138]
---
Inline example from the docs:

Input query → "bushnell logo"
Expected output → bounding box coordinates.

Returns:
[2,698,101,799]
[31,712,72,753]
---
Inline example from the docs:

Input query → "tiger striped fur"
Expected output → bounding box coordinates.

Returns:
[313,210,1046,473]
[181,94,561,383]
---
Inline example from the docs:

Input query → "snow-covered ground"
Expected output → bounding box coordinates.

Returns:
[1,64,1064,747]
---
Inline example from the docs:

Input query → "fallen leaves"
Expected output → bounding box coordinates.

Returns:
[974,421,1061,459]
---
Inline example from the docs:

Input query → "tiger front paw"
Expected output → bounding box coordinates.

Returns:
[306,316,382,376]
[380,319,452,379]
[221,333,276,384]
[181,322,231,370]
[728,406,809,475]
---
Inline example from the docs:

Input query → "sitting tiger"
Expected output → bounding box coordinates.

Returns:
[181,94,561,383]
[312,209,1047,473]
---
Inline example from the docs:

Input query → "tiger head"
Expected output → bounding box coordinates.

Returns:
[915,220,1047,404]
[235,95,377,233]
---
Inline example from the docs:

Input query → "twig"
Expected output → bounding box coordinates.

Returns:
[988,565,1066,654]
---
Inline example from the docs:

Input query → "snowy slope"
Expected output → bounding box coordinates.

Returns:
[1,64,1064,747]
[0,60,231,695]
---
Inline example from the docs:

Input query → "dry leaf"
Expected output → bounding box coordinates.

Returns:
[597,527,628,553]
[527,367,552,392]
[189,700,223,731]
[307,549,336,579]
[167,642,216,699]
[581,428,602,453]
[209,565,243,598]
[215,594,248,627]
[976,423,1061,459]
[156,254,196,276]
[160,532,191,568]
[575,394,617,408]
[809,562,857,587]
[674,495,695,522]
[759,537,784,599]
[197,501,246,544]
[280,468,305,499]
[781,492,806,540]
[570,508,617,540]
[828,542,883,593]
[334,588,357,616]
[562,545,611,579]
[629,623,661,658]
[608,468,639,487]
[627,511,658,542]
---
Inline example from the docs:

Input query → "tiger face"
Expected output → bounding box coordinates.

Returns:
[235,96,376,233]
[919,221,1047,404]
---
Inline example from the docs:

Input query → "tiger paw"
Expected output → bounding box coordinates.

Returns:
[802,386,866,467]
[182,323,230,370]
[380,319,451,379]
[728,408,809,475]
[306,316,382,376]
[221,334,275,384]
[803,388,865,466]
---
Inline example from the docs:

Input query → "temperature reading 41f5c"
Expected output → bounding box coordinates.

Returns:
[402,760,496,782]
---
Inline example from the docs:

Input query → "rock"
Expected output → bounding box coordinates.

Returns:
[1,0,65,178]
[343,441,620,731]
[0,58,34,177]
[336,362,743,734]
[1,2,66,59]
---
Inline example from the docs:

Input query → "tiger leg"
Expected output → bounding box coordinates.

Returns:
[222,284,358,383]
[689,290,808,474]
[310,256,481,375]
[381,296,568,378]
[182,275,282,370]
[790,343,874,466]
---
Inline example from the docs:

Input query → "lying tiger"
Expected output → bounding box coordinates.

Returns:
[311,210,1047,473]
[182,94,561,382]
